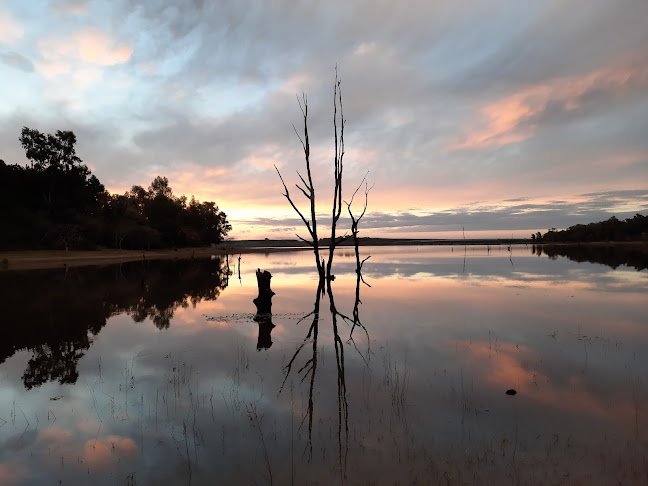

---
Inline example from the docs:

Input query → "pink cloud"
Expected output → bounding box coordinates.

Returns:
[75,29,132,65]
[451,64,648,150]
[35,28,133,78]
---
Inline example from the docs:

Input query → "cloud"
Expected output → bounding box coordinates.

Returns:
[49,0,91,15]
[75,29,132,65]
[452,64,648,150]
[1,51,33,71]
[452,1,648,89]
[0,12,23,44]
[236,190,648,238]
[36,28,132,75]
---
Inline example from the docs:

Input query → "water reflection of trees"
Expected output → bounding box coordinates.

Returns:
[0,258,227,389]
[279,261,371,477]
[536,244,648,271]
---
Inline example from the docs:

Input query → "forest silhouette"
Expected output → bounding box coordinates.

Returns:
[537,214,647,243]
[0,127,231,250]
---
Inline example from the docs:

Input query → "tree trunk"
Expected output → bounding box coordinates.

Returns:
[253,269,276,350]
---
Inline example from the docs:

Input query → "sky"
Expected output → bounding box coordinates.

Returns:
[1,0,647,240]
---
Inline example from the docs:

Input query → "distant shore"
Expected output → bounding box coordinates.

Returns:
[223,237,532,248]
[2,239,645,271]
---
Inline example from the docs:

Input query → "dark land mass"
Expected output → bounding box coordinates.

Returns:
[1,128,231,252]
[541,214,647,243]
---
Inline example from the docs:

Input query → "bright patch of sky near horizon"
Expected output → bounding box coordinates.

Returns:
[1,0,647,239]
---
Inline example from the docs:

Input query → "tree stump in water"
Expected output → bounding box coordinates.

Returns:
[253,269,275,350]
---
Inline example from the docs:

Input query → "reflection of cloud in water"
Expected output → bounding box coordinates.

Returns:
[82,436,138,469]
[0,246,646,484]
[0,464,21,486]
[457,340,636,426]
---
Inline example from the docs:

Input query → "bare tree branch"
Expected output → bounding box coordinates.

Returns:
[295,234,313,246]
[326,67,345,280]
[296,171,311,195]
[292,125,306,152]
[275,165,314,243]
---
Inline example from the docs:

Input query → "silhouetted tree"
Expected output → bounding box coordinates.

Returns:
[542,214,647,243]
[20,127,81,172]
[2,127,231,249]
[0,127,105,249]
[275,69,351,282]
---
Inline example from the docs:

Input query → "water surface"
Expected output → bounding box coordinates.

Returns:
[0,245,646,485]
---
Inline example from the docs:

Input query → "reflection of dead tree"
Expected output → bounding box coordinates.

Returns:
[275,69,348,282]
[346,268,371,367]
[278,280,350,478]
[278,281,323,459]
[278,247,373,479]
[326,280,349,476]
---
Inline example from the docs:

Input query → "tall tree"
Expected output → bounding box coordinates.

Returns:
[20,127,82,172]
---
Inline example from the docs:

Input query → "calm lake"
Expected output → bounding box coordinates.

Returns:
[0,245,646,485]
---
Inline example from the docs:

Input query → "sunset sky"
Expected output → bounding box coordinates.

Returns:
[1,0,647,240]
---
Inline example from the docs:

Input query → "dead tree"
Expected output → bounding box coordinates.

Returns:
[275,92,325,280]
[345,173,373,286]
[325,69,347,280]
[275,69,348,282]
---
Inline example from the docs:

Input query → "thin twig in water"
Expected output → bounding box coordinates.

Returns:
[247,405,273,486]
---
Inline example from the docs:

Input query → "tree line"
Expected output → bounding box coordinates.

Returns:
[533,214,648,243]
[0,127,231,250]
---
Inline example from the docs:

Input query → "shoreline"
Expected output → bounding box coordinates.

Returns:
[0,246,308,272]
[1,240,645,272]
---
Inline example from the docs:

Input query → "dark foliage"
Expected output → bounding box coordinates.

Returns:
[541,214,648,243]
[0,128,231,250]
[0,257,227,389]
[538,244,648,271]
